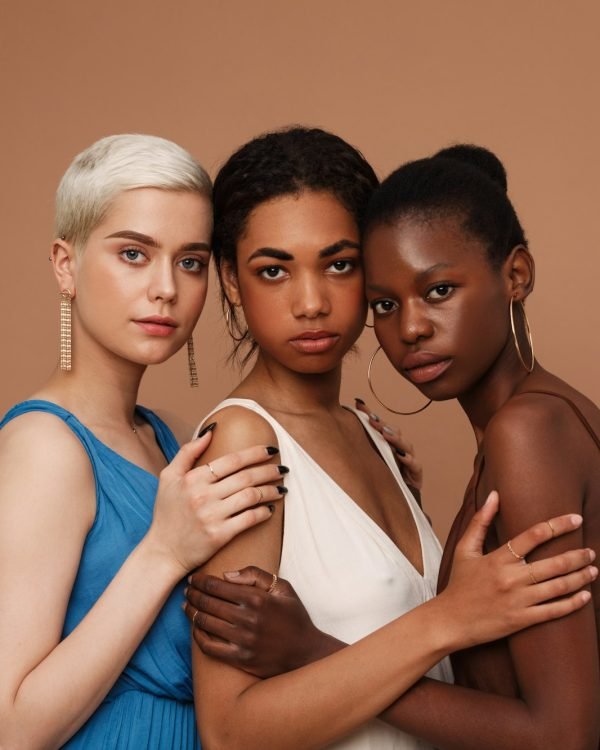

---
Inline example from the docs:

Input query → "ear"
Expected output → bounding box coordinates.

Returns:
[502,245,535,302]
[50,238,78,297]
[220,260,242,306]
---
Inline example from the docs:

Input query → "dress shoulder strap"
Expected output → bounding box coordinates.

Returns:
[515,389,600,450]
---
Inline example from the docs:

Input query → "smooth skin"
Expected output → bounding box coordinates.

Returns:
[0,188,285,750]
[189,212,599,750]
[190,191,596,750]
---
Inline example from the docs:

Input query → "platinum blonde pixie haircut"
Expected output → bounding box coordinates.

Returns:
[55,134,212,249]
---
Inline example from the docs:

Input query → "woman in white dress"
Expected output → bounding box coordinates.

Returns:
[189,127,596,750]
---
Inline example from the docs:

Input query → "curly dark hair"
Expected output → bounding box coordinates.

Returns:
[212,126,379,363]
[363,143,527,269]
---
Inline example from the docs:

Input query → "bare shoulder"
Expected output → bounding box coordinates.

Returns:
[0,410,95,525]
[194,404,278,455]
[153,407,195,444]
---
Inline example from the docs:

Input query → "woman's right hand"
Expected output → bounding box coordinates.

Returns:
[441,491,597,650]
[144,426,287,578]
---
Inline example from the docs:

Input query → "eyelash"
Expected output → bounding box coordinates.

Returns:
[119,248,207,273]
[257,258,357,281]
[370,284,456,316]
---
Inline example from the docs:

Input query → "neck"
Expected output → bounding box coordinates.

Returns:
[235,352,343,416]
[36,337,145,431]
[458,340,539,444]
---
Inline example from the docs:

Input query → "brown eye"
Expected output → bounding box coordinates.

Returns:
[427,284,454,301]
[371,299,398,315]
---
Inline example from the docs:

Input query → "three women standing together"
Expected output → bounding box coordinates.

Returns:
[0,130,597,749]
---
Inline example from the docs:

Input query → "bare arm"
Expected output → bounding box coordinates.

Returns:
[0,412,284,750]
[192,408,595,750]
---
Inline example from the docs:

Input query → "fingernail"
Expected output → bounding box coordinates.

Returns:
[589,549,596,562]
[183,586,189,596]
[197,422,217,438]
[590,566,598,580]
[224,570,240,578]
[395,448,406,457]
[369,412,380,422]
[266,446,279,455]
[181,602,186,611]
[278,465,289,474]
[268,504,276,513]
[355,397,365,405]
[187,574,192,584]
[382,425,395,435]
[277,485,288,494]
[570,514,583,526]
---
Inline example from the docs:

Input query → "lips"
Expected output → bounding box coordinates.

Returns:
[401,351,452,384]
[289,330,340,354]
[134,316,179,337]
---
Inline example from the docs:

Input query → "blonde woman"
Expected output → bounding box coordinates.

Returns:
[0,135,285,750]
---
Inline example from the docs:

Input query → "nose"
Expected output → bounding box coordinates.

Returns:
[148,258,177,304]
[291,273,330,319]
[399,298,433,345]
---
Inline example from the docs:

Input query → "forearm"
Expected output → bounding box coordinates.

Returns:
[198,596,462,750]
[2,538,182,750]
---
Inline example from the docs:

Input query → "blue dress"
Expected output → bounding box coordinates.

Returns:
[0,400,200,750]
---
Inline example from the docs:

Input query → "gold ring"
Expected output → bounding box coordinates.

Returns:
[206,462,220,481]
[193,609,200,627]
[507,539,525,560]
[266,573,278,594]
[256,486,264,502]
[546,520,556,538]
[527,563,538,585]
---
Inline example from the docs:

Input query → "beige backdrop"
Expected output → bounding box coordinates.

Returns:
[1,0,598,541]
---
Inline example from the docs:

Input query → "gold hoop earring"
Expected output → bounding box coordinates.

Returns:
[225,306,247,342]
[59,290,72,371]
[509,298,535,373]
[367,345,432,415]
[187,336,199,388]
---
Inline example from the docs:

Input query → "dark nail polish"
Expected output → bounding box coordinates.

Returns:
[396,448,406,457]
[266,446,279,455]
[277,485,288,494]
[355,397,366,405]
[197,422,217,438]
[268,503,276,513]
[277,465,289,475]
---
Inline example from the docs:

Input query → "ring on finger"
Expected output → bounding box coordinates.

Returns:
[206,462,220,482]
[507,539,525,560]
[256,486,264,503]
[266,573,278,594]
[192,609,200,627]
[526,562,538,585]
[546,520,556,538]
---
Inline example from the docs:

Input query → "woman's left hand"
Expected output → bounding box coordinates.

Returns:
[355,398,423,491]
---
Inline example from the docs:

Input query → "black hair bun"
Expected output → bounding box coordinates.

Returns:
[433,144,508,192]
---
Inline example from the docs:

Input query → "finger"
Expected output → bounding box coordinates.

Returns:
[220,503,277,541]
[167,431,215,476]
[185,583,250,626]
[381,426,413,457]
[223,485,286,518]
[193,628,252,667]
[208,463,288,499]
[524,547,596,584]
[182,600,200,627]
[188,572,262,605]
[203,444,280,482]
[526,564,598,603]
[455,491,500,558]
[506,513,584,559]
[222,564,279,590]
[354,398,383,428]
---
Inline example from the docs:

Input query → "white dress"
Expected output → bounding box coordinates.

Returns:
[203,398,453,749]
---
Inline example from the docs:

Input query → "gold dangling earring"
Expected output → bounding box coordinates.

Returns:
[187,336,199,388]
[59,290,72,371]
[367,345,432,415]
[509,298,535,373]
[225,306,247,342]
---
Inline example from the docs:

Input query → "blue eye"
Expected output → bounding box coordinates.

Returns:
[178,257,205,272]
[371,299,398,316]
[120,248,145,263]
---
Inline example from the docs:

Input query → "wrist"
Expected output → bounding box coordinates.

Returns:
[136,533,189,586]
[416,594,465,657]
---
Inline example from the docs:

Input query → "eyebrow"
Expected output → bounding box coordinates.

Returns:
[366,263,455,294]
[247,239,361,263]
[105,230,210,253]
